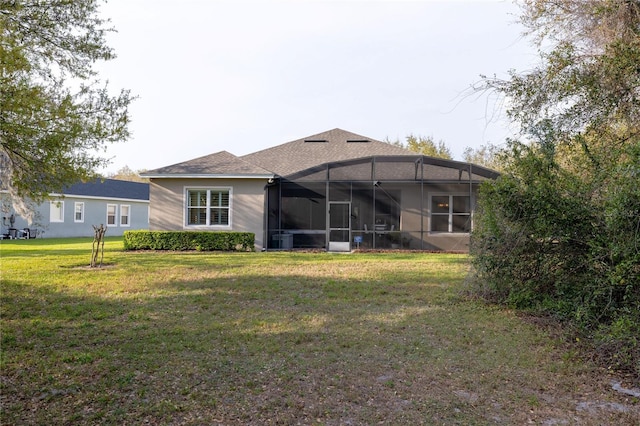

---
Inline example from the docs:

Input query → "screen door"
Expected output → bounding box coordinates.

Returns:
[328,202,351,252]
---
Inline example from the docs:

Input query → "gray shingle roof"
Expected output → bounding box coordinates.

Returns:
[141,129,498,181]
[142,151,274,177]
[241,128,414,177]
[63,179,149,201]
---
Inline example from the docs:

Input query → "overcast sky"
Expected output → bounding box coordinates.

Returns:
[95,0,538,174]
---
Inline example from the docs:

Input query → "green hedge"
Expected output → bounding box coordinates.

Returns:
[123,230,255,252]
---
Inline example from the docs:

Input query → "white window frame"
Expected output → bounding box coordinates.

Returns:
[184,187,232,229]
[106,203,117,227]
[120,204,131,227]
[74,202,84,223]
[50,200,64,223]
[429,193,472,234]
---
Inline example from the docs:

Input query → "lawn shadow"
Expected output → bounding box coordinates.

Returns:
[2,256,639,425]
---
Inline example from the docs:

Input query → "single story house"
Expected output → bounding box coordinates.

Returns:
[1,178,149,239]
[141,128,498,252]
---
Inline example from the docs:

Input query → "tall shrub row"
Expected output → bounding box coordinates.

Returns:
[470,0,640,378]
[470,140,640,376]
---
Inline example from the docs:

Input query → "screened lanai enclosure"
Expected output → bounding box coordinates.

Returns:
[265,155,499,252]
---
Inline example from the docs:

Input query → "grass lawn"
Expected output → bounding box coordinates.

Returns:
[1,237,638,425]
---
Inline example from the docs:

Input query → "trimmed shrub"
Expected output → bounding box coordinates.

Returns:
[123,230,255,252]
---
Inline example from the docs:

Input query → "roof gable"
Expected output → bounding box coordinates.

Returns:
[142,151,274,177]
[141,129,496,180]
[241,128,414,177]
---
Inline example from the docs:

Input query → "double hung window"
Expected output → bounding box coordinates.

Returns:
[120,205,130,226]
[107,204,117,226]
[105,204,132,227]
[50,200,64,223]
[187,188,231,227]
[431,195,471,233]
[74,202,84,223]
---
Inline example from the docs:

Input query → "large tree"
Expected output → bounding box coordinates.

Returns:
[386,134,453,159]
[0,0,133,221]
[480,0,640,149]
[462,143,503,171]
[107,165,148,183]
[471,0,640,377]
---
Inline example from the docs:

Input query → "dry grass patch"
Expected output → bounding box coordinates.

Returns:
[1,238,638,425]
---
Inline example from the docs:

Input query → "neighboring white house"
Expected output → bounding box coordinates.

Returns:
[1,178,149,239]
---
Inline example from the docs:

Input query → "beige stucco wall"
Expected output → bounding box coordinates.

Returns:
[148,178,269,250]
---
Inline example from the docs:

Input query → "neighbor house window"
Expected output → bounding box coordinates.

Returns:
[120,205,130,226]
[186,188,231,227]
[430,195,471,233]
[74,202,84,223]
[50,200,64,223]
[106,204,117,226]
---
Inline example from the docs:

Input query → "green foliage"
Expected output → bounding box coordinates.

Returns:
[470,136,640,376]
[386,134,452,159]
[106,165,149,183]
[463,143,505,171]
[0,1,133,207]
[470,0,640,378]
[481,0,640,143]
[123,230,255,252]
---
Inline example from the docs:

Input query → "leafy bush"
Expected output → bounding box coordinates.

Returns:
[469,139,640,378]
[469,0,640,380]
[123,231,255,252]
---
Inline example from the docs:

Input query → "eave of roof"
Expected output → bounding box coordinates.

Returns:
[281,154,500,181]
[49,193,150,203]
[141,129,500,180]
[142,173,274,179]
[141,150,274,177]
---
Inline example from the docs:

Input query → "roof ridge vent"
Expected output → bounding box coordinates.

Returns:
[304,139,327,143]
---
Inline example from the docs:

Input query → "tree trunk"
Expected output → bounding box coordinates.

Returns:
[91,224,106,268]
